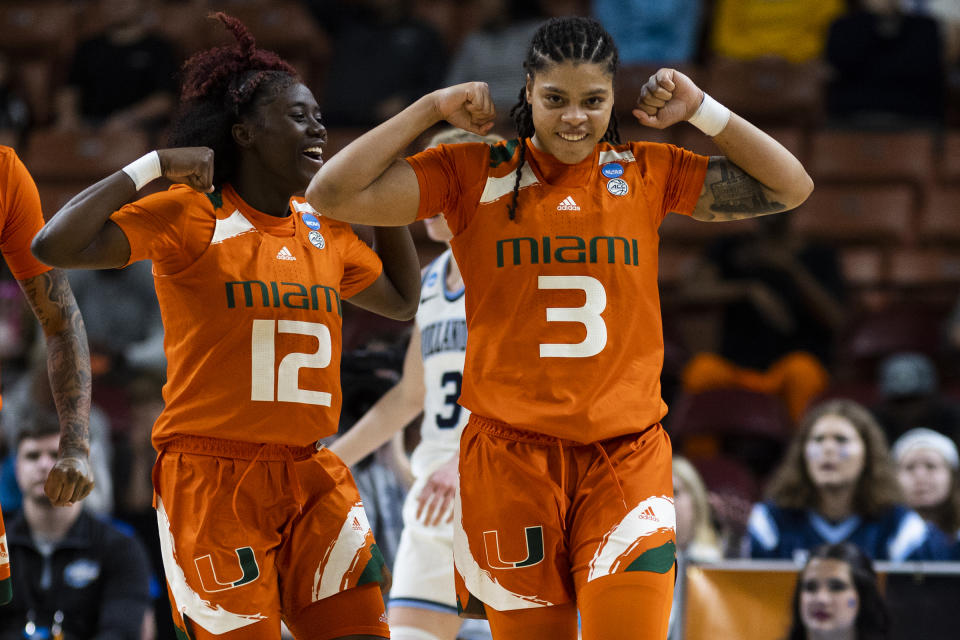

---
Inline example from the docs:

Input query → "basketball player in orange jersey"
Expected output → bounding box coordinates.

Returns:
[31,13,420,640]
[0,145,93,605]
[305,16,813,640]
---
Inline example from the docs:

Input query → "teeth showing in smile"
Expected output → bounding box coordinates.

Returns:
[558,132,587,142]
[303,146,324,158]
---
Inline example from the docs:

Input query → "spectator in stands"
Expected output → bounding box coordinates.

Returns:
[319,0,448,127]
[785,542,890,640]
[593,0,705,65]
[0,52,31,148]
[746,398,951,562]
[892,428,960,544]
[871,352,960,450]
[54,0,178,133]
[0,412,152,640]
[1,345,113,517]
[670,457,722,640]
[111,371,175,640]
[680,211,846,422]
[709,0,845,63]
[825,0,946,127]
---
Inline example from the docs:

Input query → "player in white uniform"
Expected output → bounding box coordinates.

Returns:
[330,130,500,640]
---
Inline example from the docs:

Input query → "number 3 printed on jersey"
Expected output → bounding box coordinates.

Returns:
[538,276,607,358]
[250,319,332,405]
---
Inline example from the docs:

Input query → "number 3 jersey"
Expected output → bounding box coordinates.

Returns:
[110,184,382,449]
[407,139,708,443]
[411,249,469,478]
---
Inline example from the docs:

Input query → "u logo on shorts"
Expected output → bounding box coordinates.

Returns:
[195,547,261,592]
[483,526,544,569]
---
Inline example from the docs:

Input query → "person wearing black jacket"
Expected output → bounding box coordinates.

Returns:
[0,413,151,640]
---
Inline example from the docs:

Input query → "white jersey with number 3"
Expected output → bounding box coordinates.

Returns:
[411,249,469,477]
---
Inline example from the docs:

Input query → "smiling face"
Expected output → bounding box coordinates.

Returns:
[239,81,327,195]
[526,60,614,165]
[800,558,859,633]
[898,448,953,509]
[804,415,866,490]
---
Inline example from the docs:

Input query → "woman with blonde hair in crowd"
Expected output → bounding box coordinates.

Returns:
[745,398,951,562]
[669,457,721,640]
[892,428,960,556]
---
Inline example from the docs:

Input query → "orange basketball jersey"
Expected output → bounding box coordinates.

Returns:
[0,146,53,281]
[0,504,9,605]
[408,139,708,443]
[111,184,382,449]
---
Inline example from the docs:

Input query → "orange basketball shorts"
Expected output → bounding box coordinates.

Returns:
[153,436,389,639]
[453,416,676,617]
[0,502,10,605]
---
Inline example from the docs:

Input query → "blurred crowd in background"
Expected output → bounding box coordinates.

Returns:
[1,0,960,639]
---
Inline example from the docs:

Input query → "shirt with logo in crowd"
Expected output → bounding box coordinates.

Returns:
[110,184,382,449]
[407,138,708,443]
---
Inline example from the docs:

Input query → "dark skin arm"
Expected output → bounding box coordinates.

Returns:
[32,145,419,318]
[347,226,420,320]
[18,269,94,505]
[32,147,214,269]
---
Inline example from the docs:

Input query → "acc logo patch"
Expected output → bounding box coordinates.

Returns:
[64,558,100,588]
[601,162,624,178]
[308,230,325,249]
[301,213,322,230]
[606,178,629,196]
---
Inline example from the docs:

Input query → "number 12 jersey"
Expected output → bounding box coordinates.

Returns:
[110,184,382,449]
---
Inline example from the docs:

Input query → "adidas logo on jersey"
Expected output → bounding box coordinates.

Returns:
[557,196,580,211]
[351,517,364,532]
[276,246,296,261]
[638,506,659,522]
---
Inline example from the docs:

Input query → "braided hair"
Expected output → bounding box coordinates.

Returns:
[166,13,299,188]
[506,17,620,221]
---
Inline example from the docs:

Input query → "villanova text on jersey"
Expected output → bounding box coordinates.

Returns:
[420,319,468,358]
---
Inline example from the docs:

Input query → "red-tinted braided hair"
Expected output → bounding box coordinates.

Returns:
[167,12,300,186]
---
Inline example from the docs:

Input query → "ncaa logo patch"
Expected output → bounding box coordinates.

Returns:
[601,162,624,178]
[308,230,325,249]
[606,178,629,196]
[301,212,321,230]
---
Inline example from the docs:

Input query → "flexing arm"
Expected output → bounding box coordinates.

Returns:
[305,82,495,226]
[634,69,813,221]
[31,148,214,269]
[18,269,94,505]
[330,327,426,466]
[346,227,421,320]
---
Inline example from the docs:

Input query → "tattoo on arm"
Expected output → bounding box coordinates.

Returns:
[19,270,92,454]
[693,157,786,221]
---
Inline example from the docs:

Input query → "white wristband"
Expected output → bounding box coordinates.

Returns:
[121,151,162,191]
[688,92,730,137]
